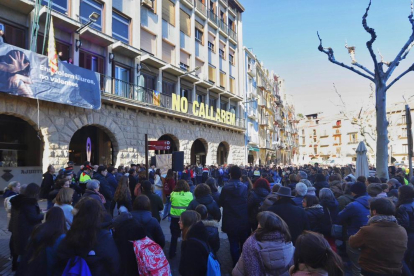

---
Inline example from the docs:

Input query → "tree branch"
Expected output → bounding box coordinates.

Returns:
[387,63,414,90]
[362,0,380,74]
[353,62,375,76]
[317,32,375,82]
[385,1,414,79]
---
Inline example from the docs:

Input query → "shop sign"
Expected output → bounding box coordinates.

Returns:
[172,94,236,126]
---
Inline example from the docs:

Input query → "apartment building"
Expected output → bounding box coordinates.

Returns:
[0,0,246,190]
[243,47,294,165]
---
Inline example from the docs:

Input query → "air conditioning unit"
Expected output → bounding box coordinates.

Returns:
[142,0,154,9]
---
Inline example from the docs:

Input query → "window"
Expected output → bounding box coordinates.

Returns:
[114,65,131,96]
[402,115,406,124]
[162,81,175,96]
[113,12,130,43]
[42,0,67,14]
[403,144,408,154]
[37,35,71,61]
[208,41,215,51]
[79,51,104,74]
[229,77,235,94]
[228,18,234,30]
[142,0,156,10]
[229,53,234,65]
[209,97,217,109]
[80,0,103,31]
[142,74,156,90]
[219,42,226,60]
[180,9,191,36]
[302,137,305,145]
[402,128,408,138]
[349,133,357,143]
[208,65,216,83]
[219,71,226,89]
[162,0,175,25]
[2,22,26,49]
[195,29,203,43]
[219,49,225,59]
[181,88,192,102]
[314,147,317,155]
[197,94,204,103]
[220,101,227,111]
[179,62,189,71]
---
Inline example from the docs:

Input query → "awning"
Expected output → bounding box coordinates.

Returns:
[248,145,260,152]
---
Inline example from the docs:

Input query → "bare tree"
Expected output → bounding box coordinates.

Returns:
[318,0,414,179]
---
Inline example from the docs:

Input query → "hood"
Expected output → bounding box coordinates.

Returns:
[196,195,214,205]
[329,180,342,187]
[254,187,270,198]
[9,194,37,209]
[319,198,338,209]
[131,210,152,225]
[187,221,209,242]
[355,195,371,209]
[257,234,294,272]
[202,220,219,228]
[225,180,248,197]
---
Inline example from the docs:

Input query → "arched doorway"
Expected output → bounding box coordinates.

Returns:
[0,114,42,167]
[217,142,229,165]
[69,126,114,165]
[155,134,179,155]
[191,139,208,165]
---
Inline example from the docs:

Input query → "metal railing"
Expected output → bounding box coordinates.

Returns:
[99,74,245,128]
[218,20,228,34]
[195,0,207,16]
[228,27,237,41]
[208,9,218,25]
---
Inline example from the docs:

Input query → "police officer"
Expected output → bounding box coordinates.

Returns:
[79,163,93,194]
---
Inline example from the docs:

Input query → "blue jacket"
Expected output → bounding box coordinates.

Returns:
[219,179,249,234]
[337,194,371,237]
[396,201,414,234]
[187,194,221,222]
[106,172,118,194]
[130,210,165,248]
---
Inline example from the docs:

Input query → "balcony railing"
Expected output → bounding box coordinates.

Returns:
[208,9,218,25]
[99,74,245,128]
[218,20,228,34]
[195,0,207,16]
[228,27,237,41]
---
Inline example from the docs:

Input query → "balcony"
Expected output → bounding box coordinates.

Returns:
[141,6,158,30]
[218,20,229,36]
[228,5,237,16]
[162,20,175,41]
[195,41,205,60]
[260,118,269,127]
[208,9,218,27]
[195,0,207,18]
[180,0,194,9]
[228,28,237,42]
[1,0,34,14]
[98,74,246,129]
[180,31,191,52]
[247,66,256,77]
[247,107,257,119]
[248,135,259,145]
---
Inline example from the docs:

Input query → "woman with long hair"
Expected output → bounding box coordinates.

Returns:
[169,180,193,259]
[56,197,120,275]
[179,210,211,276]
[233,211,294,276]
[290,231,344,276]
[9,183,44,271]
[54,188,74,230]
[16,207,67,276]
[318,188,339,251]
[113,175,132,212]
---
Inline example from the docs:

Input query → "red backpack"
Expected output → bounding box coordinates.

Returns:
[133,237,171,276]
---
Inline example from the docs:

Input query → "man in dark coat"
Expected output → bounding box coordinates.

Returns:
[141,180,164,222]
[94,166,114,212]
[313,173,329,197]
[219,166,250,266]
[40,165,55,209]
[337,181,371,276]
[267,186,309,245]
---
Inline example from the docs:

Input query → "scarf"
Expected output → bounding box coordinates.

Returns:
[242,231,284,275]
[305,204,323,210]
[368,215,397,225]
[95,190,106,204]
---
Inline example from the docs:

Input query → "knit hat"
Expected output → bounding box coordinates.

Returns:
[351,181,367,196]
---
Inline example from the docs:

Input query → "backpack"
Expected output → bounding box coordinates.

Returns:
[62,256,92,276]
[190,238,221,276]
[133,237,171,276]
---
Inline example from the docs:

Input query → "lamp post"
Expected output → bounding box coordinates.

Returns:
[76,12,101,34]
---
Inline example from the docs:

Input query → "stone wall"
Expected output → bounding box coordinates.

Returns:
[0,93,245,171]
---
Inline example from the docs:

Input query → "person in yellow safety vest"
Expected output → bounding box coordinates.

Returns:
[169,179,193,259]
[79,164,93,194]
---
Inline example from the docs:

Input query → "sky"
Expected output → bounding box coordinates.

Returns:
[241,0,414,116]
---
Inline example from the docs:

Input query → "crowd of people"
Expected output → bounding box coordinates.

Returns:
[2,160,414,275]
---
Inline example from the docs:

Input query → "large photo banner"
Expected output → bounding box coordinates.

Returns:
[0,43,101,110]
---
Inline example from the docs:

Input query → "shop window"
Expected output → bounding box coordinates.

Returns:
[113,12,130,44]
[80,0,103,31]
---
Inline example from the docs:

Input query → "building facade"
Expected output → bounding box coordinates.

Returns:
[243,47,297,165]
[0,0,246,190]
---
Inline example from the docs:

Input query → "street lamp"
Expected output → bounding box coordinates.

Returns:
[76,12,101,33]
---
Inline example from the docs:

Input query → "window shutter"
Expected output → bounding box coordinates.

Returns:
[180,9,190,36]
[162,0,175,25]
[209,66,216,83]
[195,21,204,31]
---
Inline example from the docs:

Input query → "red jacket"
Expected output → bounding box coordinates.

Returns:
[163,178,176,197]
